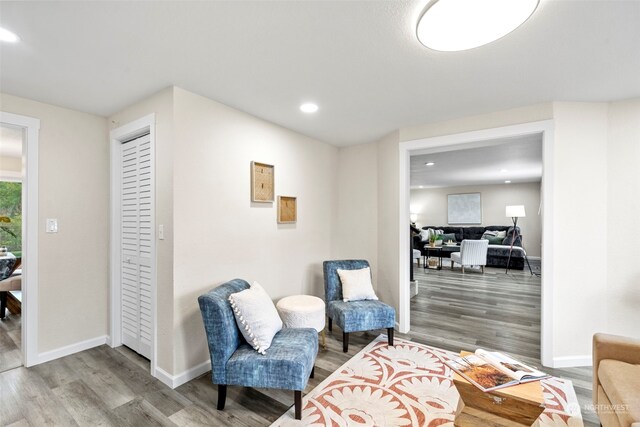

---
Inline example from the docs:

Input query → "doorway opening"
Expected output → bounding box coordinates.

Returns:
[0,111,39,369]
[399,120,554,367]
[408,134,543,362]
[0,124,24,372]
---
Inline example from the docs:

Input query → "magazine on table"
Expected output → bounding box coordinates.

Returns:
[445,349,549,392]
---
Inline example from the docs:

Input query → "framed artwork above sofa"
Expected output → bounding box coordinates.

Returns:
[447,193,481,224]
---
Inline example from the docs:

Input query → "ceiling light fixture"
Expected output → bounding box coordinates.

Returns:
[425,162,435,166]
[300,103,319,113]
[500,169,508,173]
[505,180,512,184]
[416,0,539,52]
[0,27,19,43]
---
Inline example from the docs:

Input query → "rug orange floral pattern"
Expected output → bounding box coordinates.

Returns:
[273,335,583,426]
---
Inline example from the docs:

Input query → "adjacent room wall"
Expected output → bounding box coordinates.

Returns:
[411,182,542,257]
[171,87,338,375]
[0,93,109,353]
[606,98,640,338]
[0,155,21,175]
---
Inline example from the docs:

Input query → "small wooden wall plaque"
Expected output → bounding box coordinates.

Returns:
[278,196,297,224]
[251,161,274,202]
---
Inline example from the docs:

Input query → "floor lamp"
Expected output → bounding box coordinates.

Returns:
[505,205,538,276]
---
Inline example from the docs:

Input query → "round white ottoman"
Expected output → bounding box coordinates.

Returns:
[277,295,326,349]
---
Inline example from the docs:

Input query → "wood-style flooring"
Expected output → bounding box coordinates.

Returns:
[0,309,21,373]
[0,263,599,426]
[411,262,598,426]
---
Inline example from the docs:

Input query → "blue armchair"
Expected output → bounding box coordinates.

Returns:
[198,279,318,420]
[323,260,395,353]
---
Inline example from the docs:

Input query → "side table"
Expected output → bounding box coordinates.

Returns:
[276,295,327,350]
[452,351,546,426]
[423,246,443,270]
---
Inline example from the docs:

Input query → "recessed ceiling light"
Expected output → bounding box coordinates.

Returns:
[0,27,19,43]
[500,169,508,173]
[419,185,424,189]
[505,180,512,184]
[425,162,435,166]
[416,0,539,52]
[300,103,319,113]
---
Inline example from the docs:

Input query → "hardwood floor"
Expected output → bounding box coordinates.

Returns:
[0,264,599,426]
[410,262,598,426]
[0,309,21,374]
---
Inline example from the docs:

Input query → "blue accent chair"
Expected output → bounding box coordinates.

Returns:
[198,279,318,420]
[323,260,395,353]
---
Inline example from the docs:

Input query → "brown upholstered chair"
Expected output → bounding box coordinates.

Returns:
[593,333,640,427]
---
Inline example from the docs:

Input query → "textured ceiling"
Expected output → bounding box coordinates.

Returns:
[1,1,639,146]
[410,134,542,188]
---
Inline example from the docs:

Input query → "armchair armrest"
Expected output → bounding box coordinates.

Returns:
[593,333,640,406]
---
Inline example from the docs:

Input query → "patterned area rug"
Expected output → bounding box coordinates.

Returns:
[272,335,583,426]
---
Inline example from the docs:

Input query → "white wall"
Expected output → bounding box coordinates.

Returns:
[551,102,608,360]
[332,142,378,286]
[0,93,109,353]
[376,131,401,316]
[411,182,542,257]
[606,98,640,339]
[171,88,337,375]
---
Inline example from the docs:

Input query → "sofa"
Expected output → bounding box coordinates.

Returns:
[593,333,640,427]
[414,225,526,270]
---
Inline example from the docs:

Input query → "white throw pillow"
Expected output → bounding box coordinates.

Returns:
[419,229,430,242]
[337,267,378,302]
[496,230,507,239]
[228,281,283,354]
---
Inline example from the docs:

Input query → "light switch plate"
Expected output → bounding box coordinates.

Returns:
[158,224,164,240]
[46,218,58,233]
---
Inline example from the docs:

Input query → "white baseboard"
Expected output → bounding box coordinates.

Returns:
[552,354,592,368]
[155,360,211,389]
[36,335,108,365]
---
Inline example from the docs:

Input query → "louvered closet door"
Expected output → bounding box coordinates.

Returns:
[120,133,153,359]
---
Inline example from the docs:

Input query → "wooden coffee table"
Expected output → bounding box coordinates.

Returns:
[452,352,546,426]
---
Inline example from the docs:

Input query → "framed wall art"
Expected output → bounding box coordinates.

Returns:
[251,161,274,202]
[277,196,297,224]
[447,193,481,224]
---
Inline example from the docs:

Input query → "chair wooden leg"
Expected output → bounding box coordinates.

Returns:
[387,328,394,346]
[294,390,302,420]
[310,366,315,379]
[217,384,227,410]
[462,266,465,274]
[328,317,332,332]
[343,332,349,353]
[481,265,485,274]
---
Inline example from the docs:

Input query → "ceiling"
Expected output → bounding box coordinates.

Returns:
[410,134,542,188]
[0,124,23,158]
[1,1,639,147]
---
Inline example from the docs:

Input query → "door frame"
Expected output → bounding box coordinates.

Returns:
[0,111,40,367]
[398,119,555,367]
[109,114,158,376]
